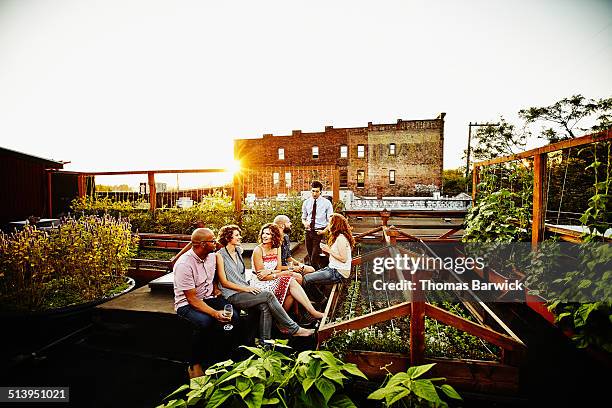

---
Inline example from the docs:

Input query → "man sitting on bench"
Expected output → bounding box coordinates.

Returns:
[173,228,238,378]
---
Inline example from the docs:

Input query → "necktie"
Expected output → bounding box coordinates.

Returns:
[310,198,317,231]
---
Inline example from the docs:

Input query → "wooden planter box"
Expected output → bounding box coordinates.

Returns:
[345,350,520,395]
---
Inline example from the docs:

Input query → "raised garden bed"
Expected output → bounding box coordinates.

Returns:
[317,238,526,395]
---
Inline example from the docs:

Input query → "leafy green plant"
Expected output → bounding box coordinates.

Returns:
[0,215,138,312]
[240,195,305,243]
[463,162,532,243]
[368,363,461,407]
[546,141,612,352]
[71,194,306,242]
[324,325,409,357]
[158,340,367,408]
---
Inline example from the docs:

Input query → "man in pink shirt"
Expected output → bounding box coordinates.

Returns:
[174,228,237,378]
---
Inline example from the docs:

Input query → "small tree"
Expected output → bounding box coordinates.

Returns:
[519,94,612,143]
[442,169,467,196]
[468,118,527,162]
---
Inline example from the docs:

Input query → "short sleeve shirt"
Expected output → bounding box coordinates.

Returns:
[173,249,216,311]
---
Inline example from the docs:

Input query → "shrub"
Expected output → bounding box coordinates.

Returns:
[71,194,306,242]
[0,215,138,312]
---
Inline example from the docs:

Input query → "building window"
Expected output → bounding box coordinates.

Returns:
[389,170,396,185]
[312,146,319,159]
[285,172,291,188]
[278,148,285,160]
[339,170,348,188]
[357,144,365,158]
[273,172,279,185]
[340,145,348,158]
[389,143,396,156]
[357,170,365,188]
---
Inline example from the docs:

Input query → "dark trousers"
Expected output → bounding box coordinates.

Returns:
[305,230,324,270]
[176,297,239,367]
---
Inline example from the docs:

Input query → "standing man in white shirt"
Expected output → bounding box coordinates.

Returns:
[301,180,333,270]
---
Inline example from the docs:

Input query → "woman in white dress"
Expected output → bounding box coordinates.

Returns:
[252,223,324,319]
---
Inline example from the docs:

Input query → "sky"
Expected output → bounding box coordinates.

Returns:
[0,0,610,180]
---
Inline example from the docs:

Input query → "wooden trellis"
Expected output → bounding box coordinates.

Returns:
[316,225,526,392]
[472,130,612,246]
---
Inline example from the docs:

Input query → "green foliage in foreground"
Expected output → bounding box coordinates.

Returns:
[368,363,461,407]
[158,340,367,408]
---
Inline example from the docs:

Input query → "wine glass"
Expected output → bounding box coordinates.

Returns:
[223,304,233,331]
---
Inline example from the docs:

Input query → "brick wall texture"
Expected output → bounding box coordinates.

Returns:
[234,115,444,197]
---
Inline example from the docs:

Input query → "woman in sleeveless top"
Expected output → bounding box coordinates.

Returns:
[252,223,324,319]
[216,225,315,339]
[303,213,355,287]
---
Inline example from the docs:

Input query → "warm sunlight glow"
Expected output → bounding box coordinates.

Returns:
[227,160,241,176]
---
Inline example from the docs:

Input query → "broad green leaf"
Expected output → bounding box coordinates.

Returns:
[303,377,316,393]
[244,383,265,408]
[439,384,462,400]
[190,377,208,390]
[323,369,348,385]
[407,363,436,379]
[164,384,189,401]
[341,363,368,379]
[297,351,313,364]
[387,388,411,406]
[316,377,337,404]
[164,399,187,408]
[387,372,411,387]
[261,397,280,405]
[205,389,232,408]
[411,379,441,403]
[236,376,250,392]
[368,385,405,400]
[243,366,262,378]
[186,393,203,406]
[307,359,322,379]
[329,394,358,408]
[317,351,339,367]
[240,346,265,358]
[218,371,242,384]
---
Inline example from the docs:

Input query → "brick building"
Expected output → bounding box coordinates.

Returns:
[234,114,444,198]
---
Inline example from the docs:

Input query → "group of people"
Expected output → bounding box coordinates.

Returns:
[173,181,355,377]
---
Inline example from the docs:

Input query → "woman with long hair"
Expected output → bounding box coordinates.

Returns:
[303,213,355,286]
[252,223,324,319]
[216,224,315,339]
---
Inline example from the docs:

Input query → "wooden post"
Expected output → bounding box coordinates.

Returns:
[333,168,340,206]
[532,154,546,248]
[380,210,391,227]
[472,165,479,202]
[47,170,53,218]
[410,269,425,366]
[386,226,398,246]
[233,172,243,217]
[148,172,156,211]
[77,174,86,198]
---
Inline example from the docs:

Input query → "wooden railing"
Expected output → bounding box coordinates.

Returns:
[472,129,611,247]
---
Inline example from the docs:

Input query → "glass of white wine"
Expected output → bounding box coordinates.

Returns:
[223,304,233,331]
